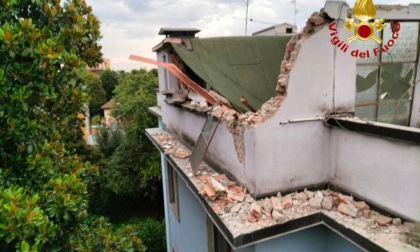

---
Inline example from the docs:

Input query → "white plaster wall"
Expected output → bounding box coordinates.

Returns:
[253,121,331,195]
[250,25,355,195]
[331,128,420,221]
[161,103,252,190]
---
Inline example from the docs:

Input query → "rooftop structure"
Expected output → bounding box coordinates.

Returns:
[141,1,420,251]
[252,23,297,36]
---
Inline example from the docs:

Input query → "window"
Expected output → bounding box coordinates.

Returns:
[286,27,293,34]
[163,54,169,90]
[355,21,419,126]
[207,216,232,252]
[167,161,179,220]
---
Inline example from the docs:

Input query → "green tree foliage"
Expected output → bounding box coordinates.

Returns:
[106,69,161,199]
[100,69,119,101]
[0,0,143,250]
[68,217,144,251]
[81,70,107,118]
[130,218,166,252]
[95,128,124,158]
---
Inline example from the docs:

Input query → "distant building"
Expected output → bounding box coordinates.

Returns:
[101,100,117,128]
[87,58,111,76]
[252,23,297,36]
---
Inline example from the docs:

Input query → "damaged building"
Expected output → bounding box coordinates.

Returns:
[139,1,420,251]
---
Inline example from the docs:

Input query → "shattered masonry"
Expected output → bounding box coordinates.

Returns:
[161,10,333,162]
[151,131,417,250]
[209,11,332,162]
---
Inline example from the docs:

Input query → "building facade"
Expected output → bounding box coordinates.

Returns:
[145,1,420,251]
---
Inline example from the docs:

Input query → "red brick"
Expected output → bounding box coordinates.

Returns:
[363,210,371,219]
[376,215,392,226]
[287,42,296,52]
[205,178,216,198]
[282,195,293,209]
[250,202,261,217]
[308,16,326,25]
[247,212,258,223]
[354,201,370,210]
[173,149,190,159]
[337,203,358,218]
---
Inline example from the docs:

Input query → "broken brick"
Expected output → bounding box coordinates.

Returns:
[212,174,227,181]
[333,193,352,206]
[199,175,210,180]
[282,195,293,209]
[250,202,262,217]
[271,197,283,212]
[261,198,273,213]
[172,89,189,104]
[210,177,226,192]
[393,218,402,226]
[230,203,242,213]
[247,212,258,223]
[354,201,370,211]
[272,210,287,223]
[321,198,333,210]
[308,16,326,25]
[337,203,358,218]
[173,149,191,159]
[363,210,371,219]
[295,192,308,201]
[286,42,296,52]
[205,179,216,198]
[376,215,393,226]
[227,191,245,202]
[304,189,314,199]
[309,197,323,209]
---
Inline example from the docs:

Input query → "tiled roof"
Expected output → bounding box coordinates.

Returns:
[101,100,114,110]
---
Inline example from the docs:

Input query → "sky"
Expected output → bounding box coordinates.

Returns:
[84,0,417,71]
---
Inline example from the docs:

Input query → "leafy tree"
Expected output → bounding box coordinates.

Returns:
[105,69,161,199]
[82,70,107,118]
[0,0,143,250]
[100,69,119,101]
[95,128,123,158]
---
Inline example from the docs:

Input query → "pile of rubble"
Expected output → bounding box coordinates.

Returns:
[162,89,210,113]
[152,131,418,250]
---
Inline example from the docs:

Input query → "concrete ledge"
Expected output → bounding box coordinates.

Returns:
[146,127,416,251]
[326,116,420,143]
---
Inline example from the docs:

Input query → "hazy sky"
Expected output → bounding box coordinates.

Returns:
[84,0,417,71]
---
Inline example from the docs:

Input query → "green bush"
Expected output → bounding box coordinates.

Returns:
[69,217,145,252]
[129,218,166,252]
[92,115,102,125]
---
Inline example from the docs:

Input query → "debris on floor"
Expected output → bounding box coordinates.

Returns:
[151,131,417,251]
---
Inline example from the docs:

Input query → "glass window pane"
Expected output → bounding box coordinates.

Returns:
[355,105,377,121]
[356,65,379,104]
[379,63,415,101]
[381,22,419,63]
[356,30,382,64]
[377,101,411,126]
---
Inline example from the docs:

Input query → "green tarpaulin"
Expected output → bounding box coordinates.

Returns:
[171,36,292,113]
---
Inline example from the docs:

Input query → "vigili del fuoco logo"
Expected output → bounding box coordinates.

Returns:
[329,0,400,58]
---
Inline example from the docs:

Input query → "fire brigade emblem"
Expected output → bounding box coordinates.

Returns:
[344,0,385,43]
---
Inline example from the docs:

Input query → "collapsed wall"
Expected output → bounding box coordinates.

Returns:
[211,10,332,162]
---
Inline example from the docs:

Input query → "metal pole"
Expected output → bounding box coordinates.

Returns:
[245,0,249,35]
